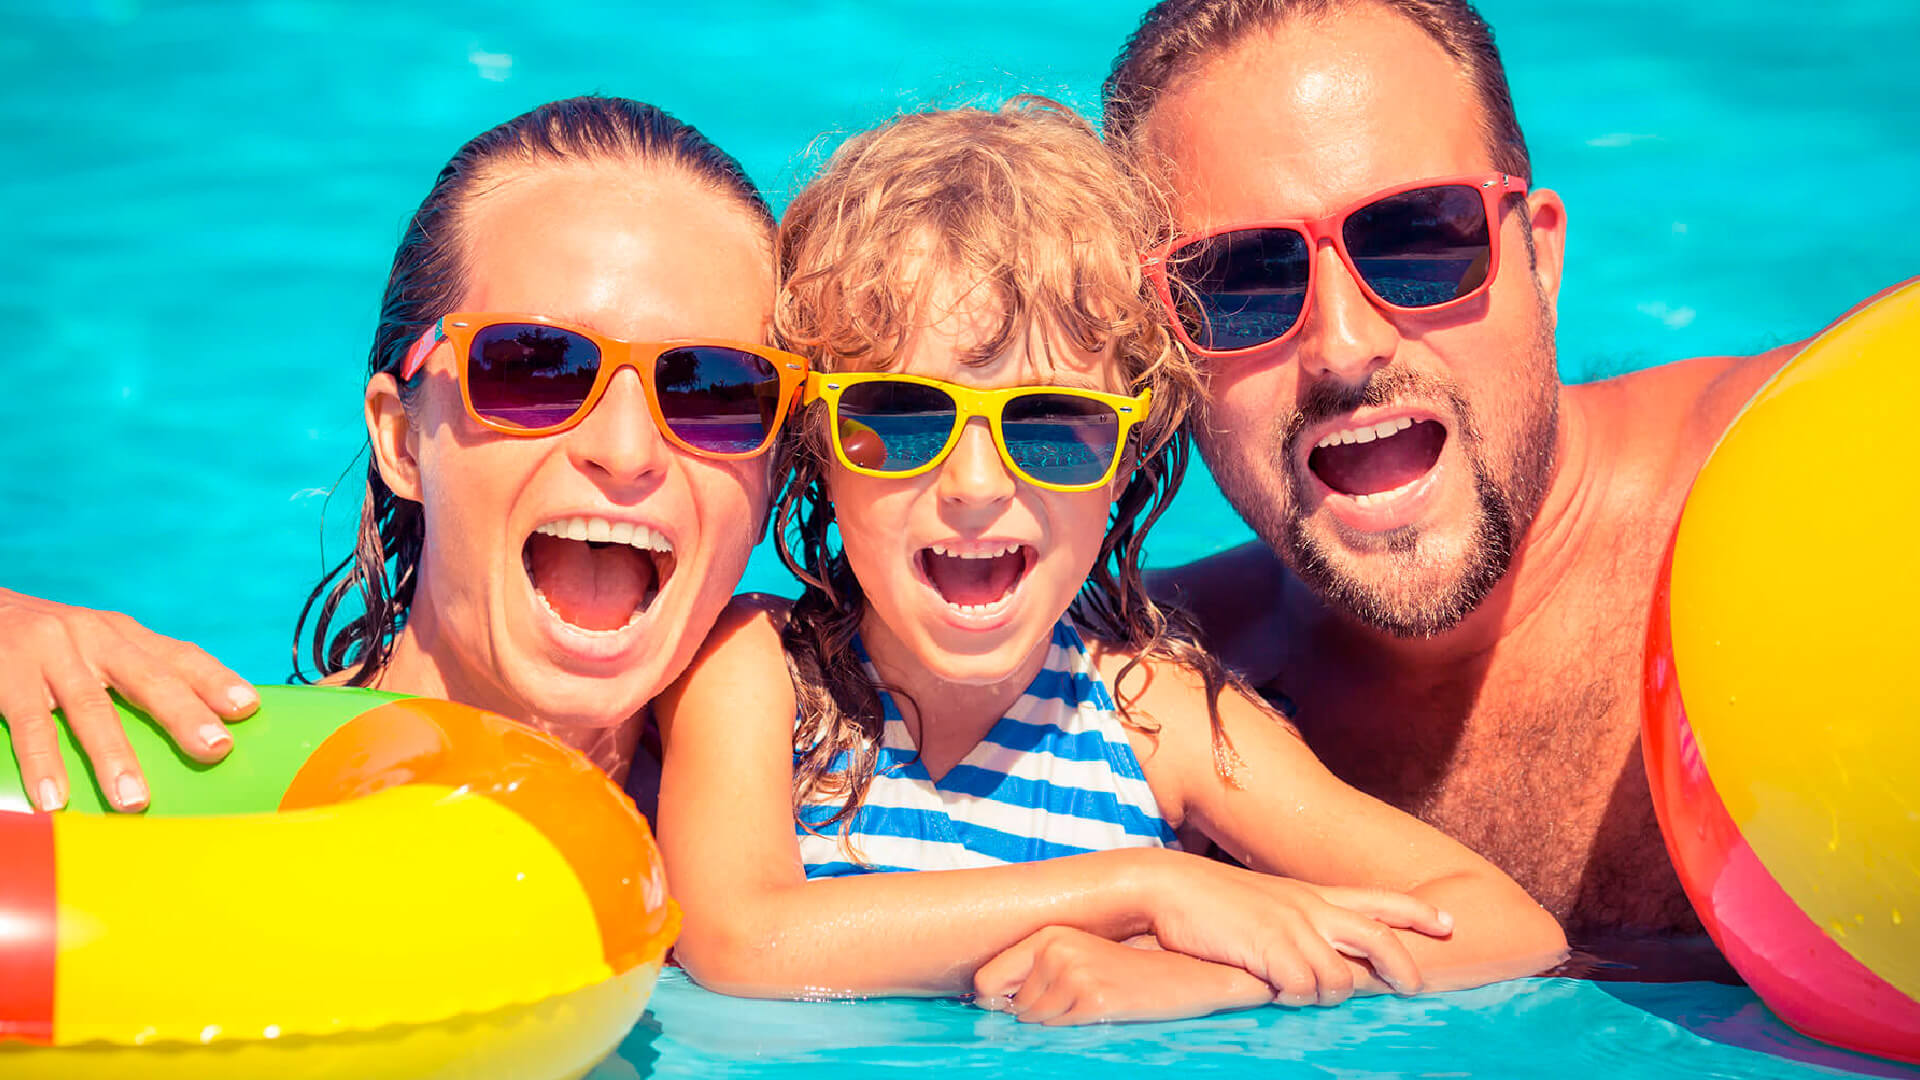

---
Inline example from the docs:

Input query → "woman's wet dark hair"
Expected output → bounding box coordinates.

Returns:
[293,95,773,685]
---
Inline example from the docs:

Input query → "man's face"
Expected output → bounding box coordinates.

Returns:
[1139,5,1568,636]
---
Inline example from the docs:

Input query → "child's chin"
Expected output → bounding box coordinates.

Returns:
[914,610,1057,685]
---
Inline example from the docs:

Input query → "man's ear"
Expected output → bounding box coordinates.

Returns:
[1524,187,1568,308]
[366,373,422,501]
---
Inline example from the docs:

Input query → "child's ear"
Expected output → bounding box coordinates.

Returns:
[366,372,423,501]
[1109,446,1138,503]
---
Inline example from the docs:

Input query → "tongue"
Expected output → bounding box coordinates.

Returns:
[925,551,1023,607]
[1308,420,1447,496]
[526,533,655,631]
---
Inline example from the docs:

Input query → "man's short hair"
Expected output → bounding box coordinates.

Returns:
[1103,0,1532,180]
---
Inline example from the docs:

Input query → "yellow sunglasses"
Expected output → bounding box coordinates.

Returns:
[802,371,1152,492]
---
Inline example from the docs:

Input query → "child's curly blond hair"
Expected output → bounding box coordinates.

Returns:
[772,97,1254,840]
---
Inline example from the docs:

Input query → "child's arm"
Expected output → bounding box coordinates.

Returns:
[974,928,1273,1025]
[1098,649,1569,997]
[657,596,1442,999]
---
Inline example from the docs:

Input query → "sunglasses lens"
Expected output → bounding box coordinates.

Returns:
[467,323,601,429]
[1002,393,1124,488]
[653,346,784,454]
[1344,184,1492,307]
[1166,228,1310,352]
[836,381,957,472]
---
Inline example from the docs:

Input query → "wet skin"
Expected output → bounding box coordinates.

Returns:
[363,162,777,780]
[829,287,1131,776]
[1135,7,1883,932]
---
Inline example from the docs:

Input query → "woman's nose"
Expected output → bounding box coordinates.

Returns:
[567,368,671,488]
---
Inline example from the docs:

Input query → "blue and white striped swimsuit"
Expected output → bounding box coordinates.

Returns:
[795,617,1180,877]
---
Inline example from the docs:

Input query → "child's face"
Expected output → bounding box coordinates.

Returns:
[826,282,1131,687]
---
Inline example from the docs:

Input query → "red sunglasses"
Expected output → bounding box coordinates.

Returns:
[1147,172,1529,358]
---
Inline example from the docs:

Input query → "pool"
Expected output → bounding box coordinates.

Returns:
[3,0,1917,1075]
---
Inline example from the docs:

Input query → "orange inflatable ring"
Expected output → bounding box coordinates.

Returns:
[0,686,678,1080]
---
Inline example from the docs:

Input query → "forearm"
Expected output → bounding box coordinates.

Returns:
[674,848,1169,998]
[1395,873,1567,993]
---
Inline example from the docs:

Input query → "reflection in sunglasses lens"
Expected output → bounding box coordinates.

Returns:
[837,382,957,472]
[1169,228,1310,352]
[468,324,602,429]
[1002,393,1120,487]
[654,346,781,454]
[1344,185,1491,307]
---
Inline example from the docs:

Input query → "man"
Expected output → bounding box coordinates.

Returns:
[1106,0,1902,933]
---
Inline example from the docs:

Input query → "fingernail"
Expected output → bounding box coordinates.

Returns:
[201,723,232,751]
[114,773,148,809]
[1436,909,1455,933]
[226,685,258,712]
[36,778,64,812]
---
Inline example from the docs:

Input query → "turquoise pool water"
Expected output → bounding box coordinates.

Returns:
[3,0,1917,1076]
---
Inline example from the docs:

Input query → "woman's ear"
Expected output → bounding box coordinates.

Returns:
[366,373,423,501]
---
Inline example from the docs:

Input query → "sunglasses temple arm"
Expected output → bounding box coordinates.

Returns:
[398,321,445,382]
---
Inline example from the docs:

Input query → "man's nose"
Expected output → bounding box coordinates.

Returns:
[936,419,1016,513]
[566,367,671,488]
[1293,242,1398,384]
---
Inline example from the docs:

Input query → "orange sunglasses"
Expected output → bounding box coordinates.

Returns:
[400,312,809,459]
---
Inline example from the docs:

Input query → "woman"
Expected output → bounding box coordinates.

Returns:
[0,96,796,812]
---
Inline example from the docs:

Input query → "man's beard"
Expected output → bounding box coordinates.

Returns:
[1202,353,1558,639]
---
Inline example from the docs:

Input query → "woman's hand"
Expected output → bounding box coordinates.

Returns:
[0,589,257,811]
[1143,856,1452,1004]
[973,927,1273,1024]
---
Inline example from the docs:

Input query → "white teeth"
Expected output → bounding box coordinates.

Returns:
[928,542,1022,560]
[532,584,649,634]
[533,516,673,554]
[1348,472,1428,509]
[1318,417,1420,449]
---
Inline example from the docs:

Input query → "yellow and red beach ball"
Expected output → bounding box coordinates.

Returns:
[1646,281,1920,1063]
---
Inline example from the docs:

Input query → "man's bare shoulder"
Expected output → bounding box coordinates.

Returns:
[1568,348,1790,512]
[1146,541,1291,684]
[1577,276,1915,476]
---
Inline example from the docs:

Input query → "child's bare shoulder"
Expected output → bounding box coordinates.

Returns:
[1083,636,1296,744]
[709,592,794,642]
[665,594,795,711]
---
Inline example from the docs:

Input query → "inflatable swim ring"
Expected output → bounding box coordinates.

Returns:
[0,686,678,1080]
[1645,280,1920,1063]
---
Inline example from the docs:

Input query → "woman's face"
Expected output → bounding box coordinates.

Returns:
[827,278,1129,689]
[370,162,775,728]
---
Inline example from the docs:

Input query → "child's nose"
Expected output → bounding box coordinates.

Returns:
[936,419,1016,509]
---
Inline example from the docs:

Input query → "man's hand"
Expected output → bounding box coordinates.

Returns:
[0,589,255,811]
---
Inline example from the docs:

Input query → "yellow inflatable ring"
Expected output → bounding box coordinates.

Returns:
[0,686,678,1080]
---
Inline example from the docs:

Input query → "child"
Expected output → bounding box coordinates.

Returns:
[657,98,1565,1024]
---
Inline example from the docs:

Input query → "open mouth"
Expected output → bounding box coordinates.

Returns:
[522,516,677,633]
[1307,418,1448,505]
[917,541,1037,614]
